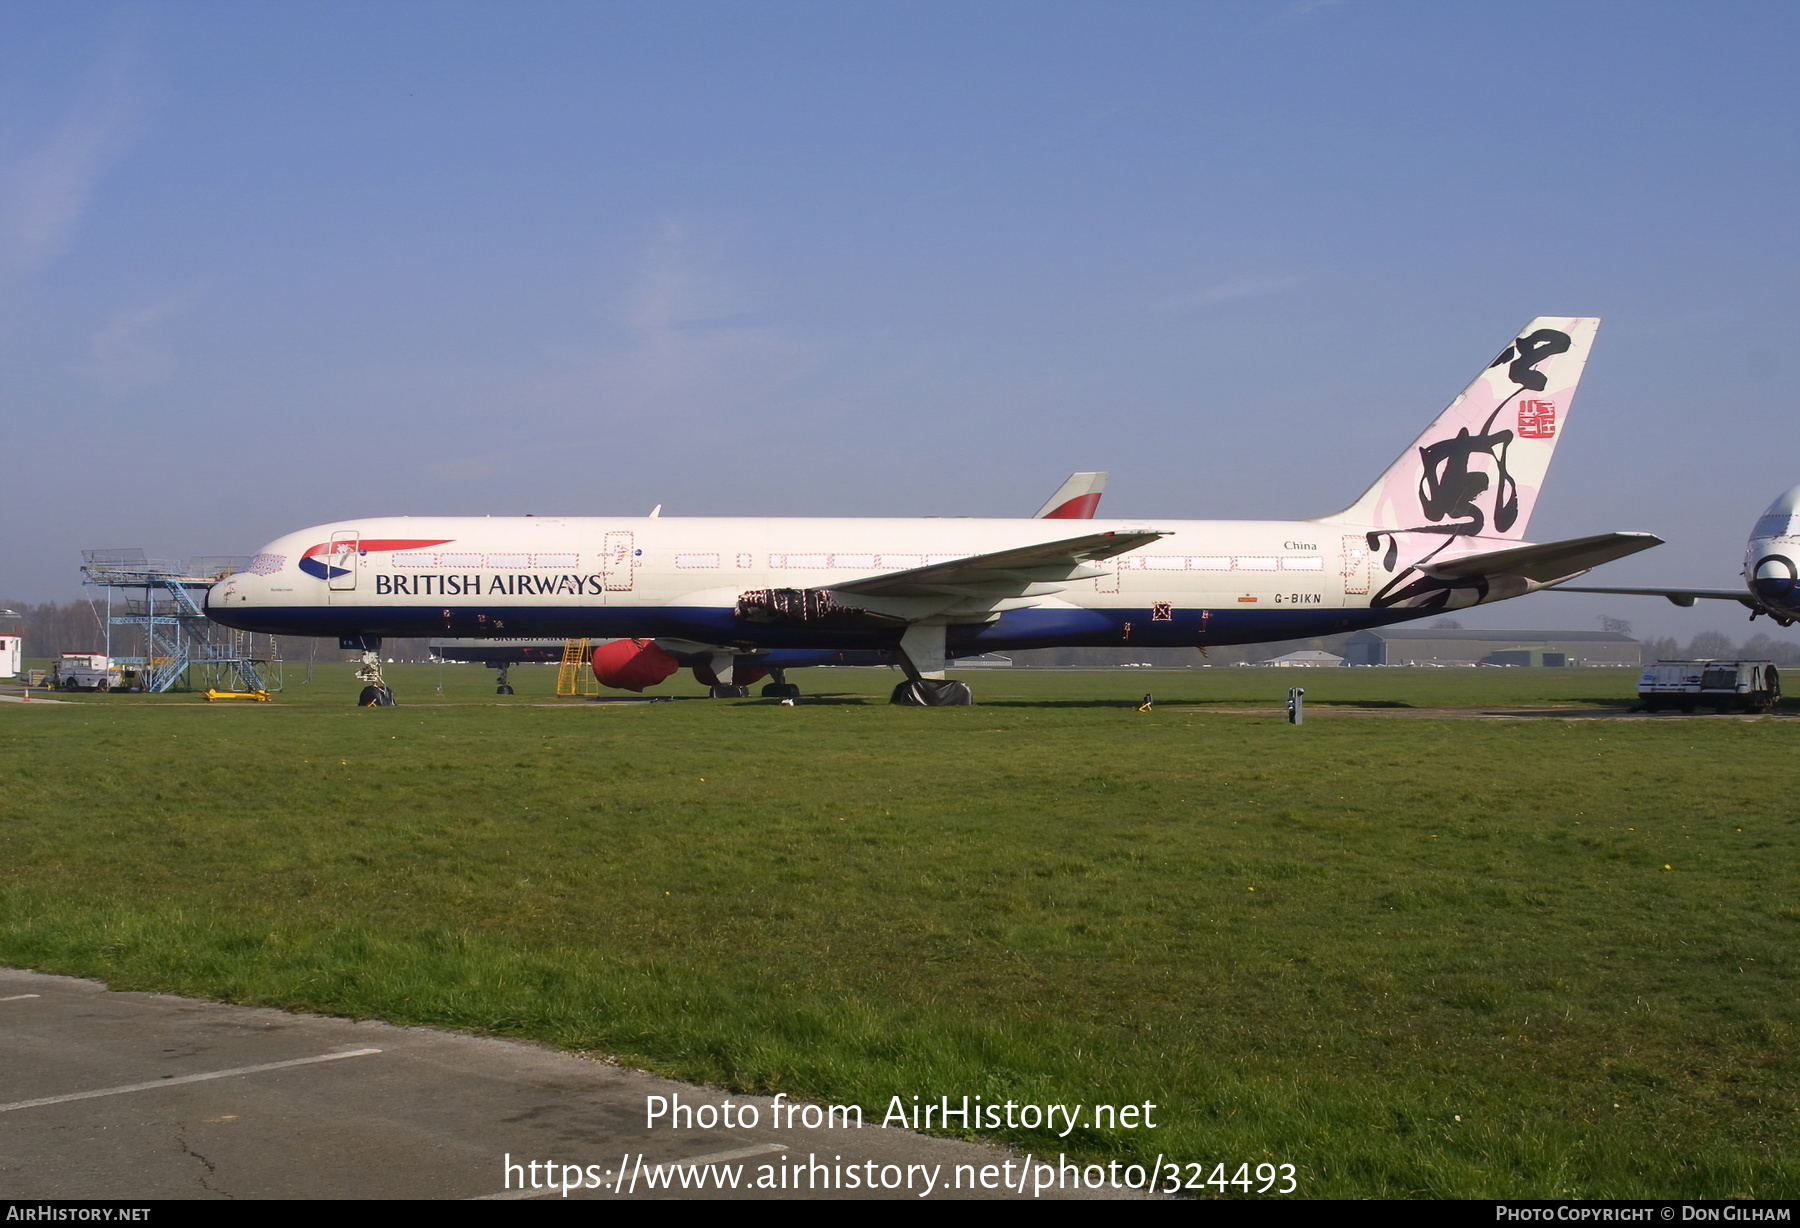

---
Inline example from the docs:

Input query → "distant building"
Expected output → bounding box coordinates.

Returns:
[1341,628,1640,667]
[1252,650,1345,667]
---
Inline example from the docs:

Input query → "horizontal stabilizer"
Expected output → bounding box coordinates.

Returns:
[1549,584,1756,610]
[1420,532,1663,585]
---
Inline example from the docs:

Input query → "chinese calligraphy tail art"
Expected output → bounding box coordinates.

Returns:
[1319,318,1641,613]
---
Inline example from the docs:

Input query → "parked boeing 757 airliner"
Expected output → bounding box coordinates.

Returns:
[206,317,1660,704]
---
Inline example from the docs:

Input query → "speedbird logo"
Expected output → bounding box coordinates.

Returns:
[298,539,454,581]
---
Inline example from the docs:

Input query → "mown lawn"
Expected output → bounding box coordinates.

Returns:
[3,666,1794,1197]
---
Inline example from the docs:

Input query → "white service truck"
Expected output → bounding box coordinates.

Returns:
[51,652,124,692]
[1637,660,1781,714]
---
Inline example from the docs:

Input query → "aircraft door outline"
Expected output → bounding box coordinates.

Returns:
[604,531,635,592]
[1340,534,1370,597]
[328,531,360,593]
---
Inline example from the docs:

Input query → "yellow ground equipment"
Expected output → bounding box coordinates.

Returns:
[556,638,598,696]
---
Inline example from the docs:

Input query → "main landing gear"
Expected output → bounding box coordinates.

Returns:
[891,678,974,705]
[889,623,974,706]
[700,656,801,700]
[494,664,514,695]
[761,667,800,701]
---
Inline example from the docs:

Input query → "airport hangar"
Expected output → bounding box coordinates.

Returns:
[1340,628,1641,668]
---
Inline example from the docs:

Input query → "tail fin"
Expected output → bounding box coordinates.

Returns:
[1318,317,1599,541]
[1035,471,1109,519]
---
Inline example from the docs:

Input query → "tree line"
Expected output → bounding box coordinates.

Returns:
[0,599,435,665]
[9,595,1797,671]
[1637,630,1800,665]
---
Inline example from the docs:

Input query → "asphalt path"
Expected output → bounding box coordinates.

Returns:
[0,969,1136,1201]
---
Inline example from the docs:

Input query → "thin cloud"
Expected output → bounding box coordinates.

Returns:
[79,286,204,399]
[0,25,149,283]
[423,221,828,484]
[1160,274,1304,310]
[430,455,507,481]
[530,219,824,421]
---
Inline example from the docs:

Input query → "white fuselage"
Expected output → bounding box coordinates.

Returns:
[205,513,1530,656]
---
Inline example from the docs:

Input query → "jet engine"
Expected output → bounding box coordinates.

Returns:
[591,638,680,692]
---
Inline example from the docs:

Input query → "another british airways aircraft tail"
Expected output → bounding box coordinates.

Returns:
[1319,316,1600,542]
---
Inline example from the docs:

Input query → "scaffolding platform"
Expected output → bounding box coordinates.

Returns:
[80,550,281,694]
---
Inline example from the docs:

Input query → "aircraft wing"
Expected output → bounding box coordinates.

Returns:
[1420,532,1663,585]
[1547,584,1756,609]
[829,529,1166,599]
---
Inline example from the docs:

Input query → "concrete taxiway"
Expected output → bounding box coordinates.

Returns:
[0,968,1134,1200]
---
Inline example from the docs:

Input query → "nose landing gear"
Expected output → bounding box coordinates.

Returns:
[355,649,395,706]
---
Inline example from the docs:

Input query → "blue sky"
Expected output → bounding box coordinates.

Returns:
[3,1,1796,639]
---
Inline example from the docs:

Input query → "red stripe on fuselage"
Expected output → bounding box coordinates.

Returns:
[301,538,455,559]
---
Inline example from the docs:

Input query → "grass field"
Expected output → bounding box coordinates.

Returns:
[3,665,1795,1198]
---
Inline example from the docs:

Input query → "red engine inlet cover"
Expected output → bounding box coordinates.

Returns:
[591,638,680,692]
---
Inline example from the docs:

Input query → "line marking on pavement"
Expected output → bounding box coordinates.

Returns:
[0,1048,385,1113]
[0,994,42,1001]
[472,1143,789,1200]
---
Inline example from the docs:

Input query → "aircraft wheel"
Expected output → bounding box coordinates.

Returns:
[761,683,801,699]
[1679,700,1696,714]
[709,684,750,699]
[890,679,975,706]
[358,684,396,707]
[496,684,514,695]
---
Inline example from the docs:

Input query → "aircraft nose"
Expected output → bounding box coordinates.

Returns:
[1761,485,1800,519]
[1751,553,1799,600]
[206,572,249,619]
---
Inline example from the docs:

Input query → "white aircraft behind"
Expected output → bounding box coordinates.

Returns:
[1554,486,1800,625]
[206,316,1660,704]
